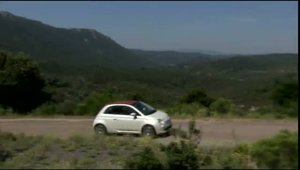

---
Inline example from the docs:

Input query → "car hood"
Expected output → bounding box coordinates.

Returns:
[148,110,169,120]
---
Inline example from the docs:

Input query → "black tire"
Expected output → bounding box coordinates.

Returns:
[142,125,156,137]
[94,124,107,135]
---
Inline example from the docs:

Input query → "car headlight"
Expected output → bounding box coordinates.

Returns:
[158,119,165,126]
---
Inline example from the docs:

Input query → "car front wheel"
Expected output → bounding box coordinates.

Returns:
[142,125,156,137]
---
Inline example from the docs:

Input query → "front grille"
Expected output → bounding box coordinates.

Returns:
[163,118,172,130]
[164,124,172,130]
[165,119,171,125]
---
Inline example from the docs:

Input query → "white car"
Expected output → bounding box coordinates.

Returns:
[93,100,172,137]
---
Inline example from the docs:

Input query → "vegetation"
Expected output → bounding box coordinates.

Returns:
[250,130,298,169]
[0,48,297,119]
[0,51,50,113]
[269,79,298,117]
[4,129,298,169]
[181,88,215,108]
[124,147,164,169]
[210,98,233,115]
[0,12,298,117]
[0,11,297,170]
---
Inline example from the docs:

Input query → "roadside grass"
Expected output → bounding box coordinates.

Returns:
[0,131,141,169]
[0,127,298,169]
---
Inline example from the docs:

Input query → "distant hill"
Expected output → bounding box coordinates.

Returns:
[195,53,298,73]
[176,49,225,56]
[130,49,215,67]
[0,11,298,71]
[0,11,146,67]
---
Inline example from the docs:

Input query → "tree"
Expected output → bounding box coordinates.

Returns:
[0,51,50,113]
[210,98,233,114]
[270,79,298,107]
[181,88,215,108]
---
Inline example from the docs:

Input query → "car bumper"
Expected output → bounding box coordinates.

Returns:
[155,121,172,135]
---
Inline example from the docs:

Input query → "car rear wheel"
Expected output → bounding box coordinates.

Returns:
[94,124,107,135]
[142,125,156,137]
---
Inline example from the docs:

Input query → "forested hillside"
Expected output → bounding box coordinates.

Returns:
[0,11,298,117]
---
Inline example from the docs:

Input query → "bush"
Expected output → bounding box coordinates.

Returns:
[166,103,206,117]
[162,141,199,169]
[171,125,188,139]
[0,145,11,162]
[197,144,255,169]
[181,89,215,108]
[250,130,298,169]
[124,147,164,169]
[277,101,298,117]
[270,79,298,108]
[31,102,57,115]
[74,91,125,115]
[210,98,233,115]
[125,140,199,170]
[0,107,20,116]
[56,100,77,115]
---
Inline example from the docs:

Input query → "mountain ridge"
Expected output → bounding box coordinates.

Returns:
[0,11,146,67]
[0,11,298,69]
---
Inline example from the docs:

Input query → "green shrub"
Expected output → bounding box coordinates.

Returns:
[0,106,7,115]
[2,144,50,168]
[31,102,57,115]
[171,126,188,139]
[56,100,77,115]
[74,91,125,115]
[210,98,233,114]
[181,89,215,108]
[198,145,254,169]
[71,157,96,169]
[188,119,196,140]
[250,130,298,169]
[277,101,298,117]
[124,147,164,169]
[270,79,298,108]
[163,141,199,169]
[166,103,205,116]
[0,145,11,162]
[125,140,199,170]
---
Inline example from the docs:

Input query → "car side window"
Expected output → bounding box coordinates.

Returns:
[104,106,122,115]
[119,106,139,116]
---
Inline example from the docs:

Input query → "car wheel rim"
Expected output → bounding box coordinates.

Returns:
[144,127,153,136]
[96,127,104,134]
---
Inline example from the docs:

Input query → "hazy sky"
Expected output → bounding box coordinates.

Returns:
[0,1,298,54]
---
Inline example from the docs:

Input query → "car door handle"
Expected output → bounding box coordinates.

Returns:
[113,119,117,120]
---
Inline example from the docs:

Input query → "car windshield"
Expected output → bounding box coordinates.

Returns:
[132,101,156,115]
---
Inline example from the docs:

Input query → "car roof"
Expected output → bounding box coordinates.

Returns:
[106,100,139,105]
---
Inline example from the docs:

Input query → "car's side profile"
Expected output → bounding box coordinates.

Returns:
[93,100,172,137]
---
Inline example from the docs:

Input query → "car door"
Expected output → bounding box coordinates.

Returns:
[102,106,122,133]
[115,106,144,132]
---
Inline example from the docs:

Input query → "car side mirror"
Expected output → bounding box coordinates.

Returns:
[130,112,137,119]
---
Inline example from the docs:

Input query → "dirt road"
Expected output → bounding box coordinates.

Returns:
[0,118,298,146]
